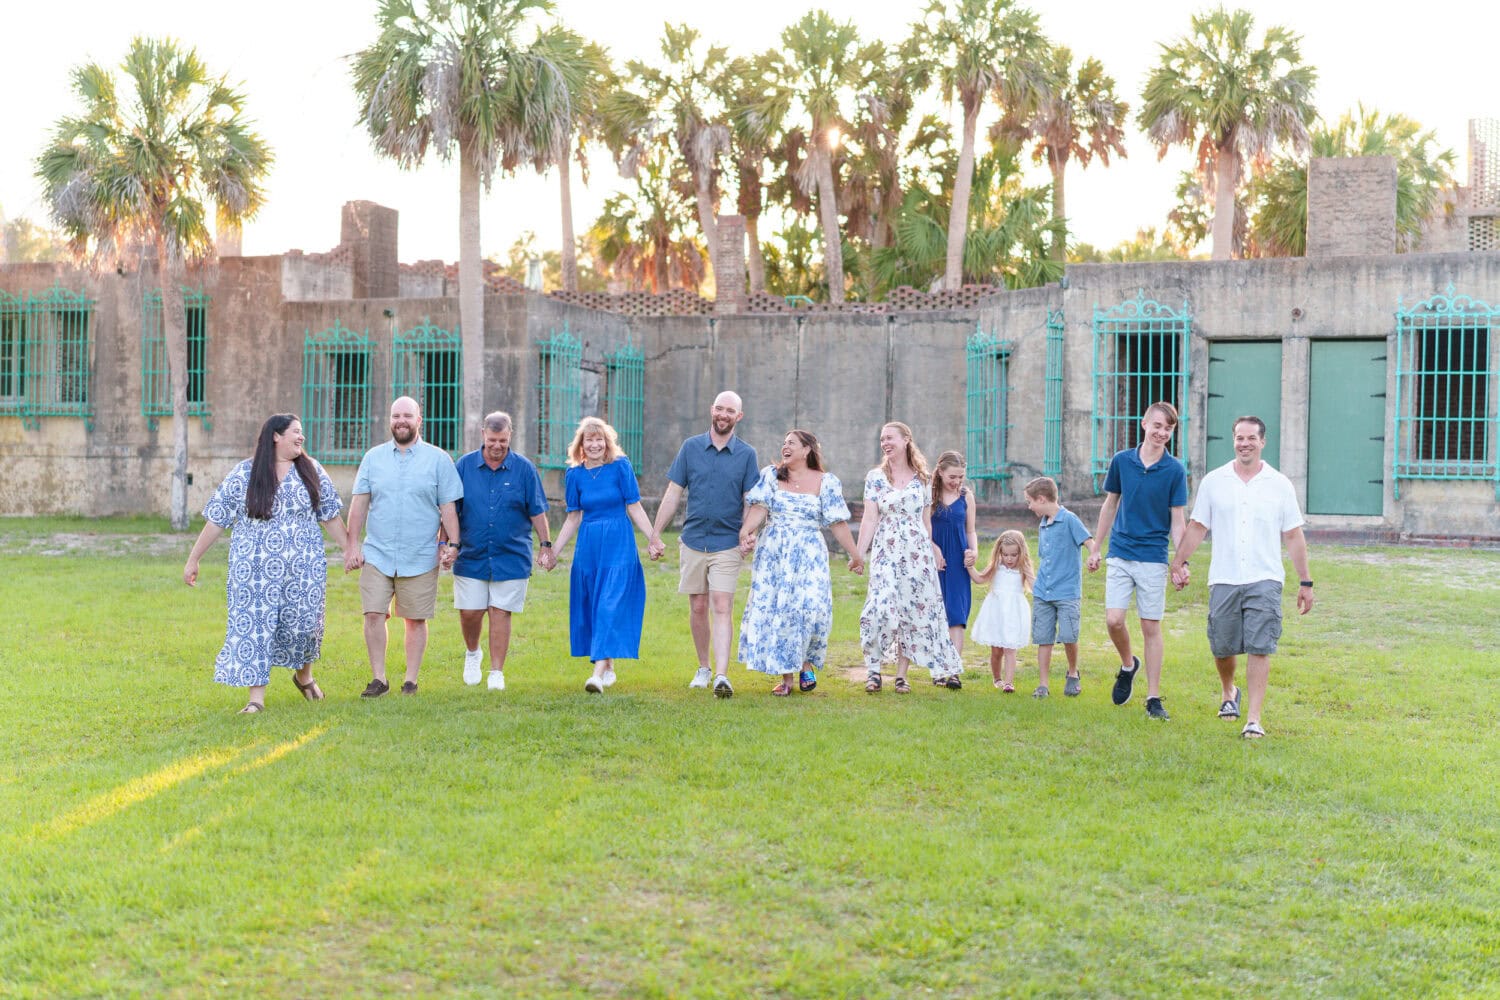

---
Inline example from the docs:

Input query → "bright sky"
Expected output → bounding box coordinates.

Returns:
[2,0,1494,264]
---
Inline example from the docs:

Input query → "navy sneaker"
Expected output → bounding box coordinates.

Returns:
[1111,656,1140,706]
[1145,696,1170,721]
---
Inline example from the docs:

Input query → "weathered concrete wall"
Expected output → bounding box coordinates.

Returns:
[281,250,353,301]
[341,201,399,299]
[4,248,1499,538]
[1307,157,1397,257]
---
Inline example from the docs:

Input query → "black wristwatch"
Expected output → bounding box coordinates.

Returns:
[1299,580,1314,588]
[540,540,553,548]
[443,541,460,549]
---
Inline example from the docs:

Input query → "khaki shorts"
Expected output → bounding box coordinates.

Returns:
[1105,558,1168,621]
[678,543,743,595]
[360,565,439,620]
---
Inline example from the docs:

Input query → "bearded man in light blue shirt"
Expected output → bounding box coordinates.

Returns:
[345,396,464,697]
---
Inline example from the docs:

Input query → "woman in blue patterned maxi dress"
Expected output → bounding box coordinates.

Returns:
[736,430,864,696]
[549,417,655,694]
[184,414,349,714]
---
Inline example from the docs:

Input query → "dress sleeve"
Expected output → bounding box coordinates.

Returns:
[746,465,776,508]
[203,460,249,529]
[616,457,642,505]
[819,473,851,526]
[863,470,882,506]
[313,460,343,521]
[565,467,583,513]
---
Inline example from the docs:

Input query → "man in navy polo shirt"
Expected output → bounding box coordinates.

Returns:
[1087,401,1188,720]
[648,390,759,698]
[451,411,554,692]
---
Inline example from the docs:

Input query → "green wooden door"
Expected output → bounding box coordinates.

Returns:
[1206,341,1283,471]
[1308,340,1386,515]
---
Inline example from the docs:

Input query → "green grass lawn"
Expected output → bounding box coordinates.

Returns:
[2,518,1498,998]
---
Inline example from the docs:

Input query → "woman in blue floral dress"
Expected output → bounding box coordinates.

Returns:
[184,414,349,714]
[737,430,864,695]
[856,422,965,693]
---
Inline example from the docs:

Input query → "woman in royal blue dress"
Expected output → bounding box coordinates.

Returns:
[930,450,979,657]
[549,417,654,694]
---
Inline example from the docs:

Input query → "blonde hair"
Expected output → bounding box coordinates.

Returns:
[565,416,624,466]
[879,421,930,486]
[976,529,1035,592]
[932,450,967,515]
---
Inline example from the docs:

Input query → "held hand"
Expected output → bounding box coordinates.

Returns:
[1297,587,1315,615]
[737,533,754,555]
[647,537,666,561]
[962,548,976,568]
[848,553,864,575]
[344,544,364,573]
[439,546,456,570]
[1171,563,1189,590]
[183,559,198,587]
[1086,549,1101,573]
[933,549,946,572]
[542,549,558,571]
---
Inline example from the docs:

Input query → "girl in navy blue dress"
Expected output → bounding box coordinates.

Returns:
[930,451,978,657]
[550,417,655,693]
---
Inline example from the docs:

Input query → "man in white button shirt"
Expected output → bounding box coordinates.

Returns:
[1171,415,1315,738]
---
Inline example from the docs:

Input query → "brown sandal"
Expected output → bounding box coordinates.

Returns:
[771,682,792,696]
[238,702,264,714]
[293,674,324,701]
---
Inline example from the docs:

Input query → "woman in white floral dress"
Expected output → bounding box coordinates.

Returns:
[737,431,864,695]
[856,422,965,693]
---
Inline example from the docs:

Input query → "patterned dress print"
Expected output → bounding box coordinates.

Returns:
[971,567,1032,650]
[859,472,964,679]
[931,490,972,628]
[738,467,852,675]
[565,457,647,661]
[203,459,343,687]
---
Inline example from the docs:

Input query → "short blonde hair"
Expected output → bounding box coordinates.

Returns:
[566,416,624,466]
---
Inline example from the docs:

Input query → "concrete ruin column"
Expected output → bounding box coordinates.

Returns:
[1306,157,1397,256]
[714,214,747,314]
[341,200,399,298]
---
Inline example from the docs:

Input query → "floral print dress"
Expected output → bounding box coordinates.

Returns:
[859,471,964,680]
[737,466,851,675]
[203,459,342,687]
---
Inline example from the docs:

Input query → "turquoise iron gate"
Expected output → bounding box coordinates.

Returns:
[1090,291,1190,492]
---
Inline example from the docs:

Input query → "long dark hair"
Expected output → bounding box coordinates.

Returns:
[247,414,321,520]
[775,429,825,481]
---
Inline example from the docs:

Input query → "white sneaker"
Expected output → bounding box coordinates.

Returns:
[601,668,617,688]
[713,674,733,699]
[487,670,505,691]
[689,667,712,689]
[463,649,483,686]
[584,675,604,694]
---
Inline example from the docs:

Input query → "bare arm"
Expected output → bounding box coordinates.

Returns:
[321,515,350,553]
[1087,493,1120,571]
[1173,519,1208,589]
[625,501,654,540]
[438,501,460,569]
[855,497,881,559]
[344,493,370,572]
[649,481,684,559]
[1284,526,1315,614]
[963,493,978,567]
[739,504,769,552]
[828,520,863,574]
[551,510,583,561]
[183,522,225,586]
[924,505,945,570]
[531,511,555,570]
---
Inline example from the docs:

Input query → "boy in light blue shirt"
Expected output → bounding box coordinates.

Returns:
[1024,476,1092,698]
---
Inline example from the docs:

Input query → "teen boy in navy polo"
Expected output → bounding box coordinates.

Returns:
[1024,476,1092,698]
[1087,402,1188,720]
[648,390,759,698]
[451,411,553,692]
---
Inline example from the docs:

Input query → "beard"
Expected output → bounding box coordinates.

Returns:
[392,424,417,445]
[712,416,734,435]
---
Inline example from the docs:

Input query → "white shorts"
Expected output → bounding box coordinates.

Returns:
[453,575,528,613]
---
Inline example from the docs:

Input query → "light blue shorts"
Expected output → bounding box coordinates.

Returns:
[1105,558,1168,620]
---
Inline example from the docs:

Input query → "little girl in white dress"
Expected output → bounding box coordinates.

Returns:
[969,529,1035,693]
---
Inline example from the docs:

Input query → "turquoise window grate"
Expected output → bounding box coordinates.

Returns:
[302,321,373,465]
[1090,290,1190,494]
[393,318,462,457]
[141,287,211,429]
[536,326,582,469]
[966,325,1015,490]
[0,284,95,429]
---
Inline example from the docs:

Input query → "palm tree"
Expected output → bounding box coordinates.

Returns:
[917,0,1048,290]
[352,0,574,444]
[588,147,707,294]
[630,24,732,271]
[721,52,789,295]
[1137,5,1317,260]
[770,11,865,305]
[1247,105,1457,256]
[1000,46,1129,261]
[36,37,271,530]
[554,38,615,292]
